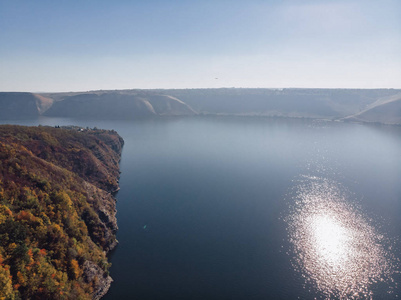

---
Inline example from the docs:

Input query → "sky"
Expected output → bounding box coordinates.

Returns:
[0,0,400,92]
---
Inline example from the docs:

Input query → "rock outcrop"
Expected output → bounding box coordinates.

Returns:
[83,260,113,300]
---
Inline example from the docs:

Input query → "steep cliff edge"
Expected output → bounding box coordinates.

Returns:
[0,125,123,299]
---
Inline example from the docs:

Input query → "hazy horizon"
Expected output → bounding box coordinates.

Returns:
[2,86,401,95]
[1,0,400,92]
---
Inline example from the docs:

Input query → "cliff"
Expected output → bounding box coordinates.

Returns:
[0,125,123,299]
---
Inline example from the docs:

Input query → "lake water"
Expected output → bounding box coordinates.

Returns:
[2,116,401,299]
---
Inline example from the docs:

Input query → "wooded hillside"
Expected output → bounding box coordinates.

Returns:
[0,125,123,299]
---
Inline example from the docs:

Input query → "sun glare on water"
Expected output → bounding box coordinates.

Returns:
[286,176,399,299]
[311,214,350,266]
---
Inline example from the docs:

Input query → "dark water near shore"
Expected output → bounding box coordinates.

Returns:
[2,117,401,299]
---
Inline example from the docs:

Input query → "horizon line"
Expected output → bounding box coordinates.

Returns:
[2,86,401,94]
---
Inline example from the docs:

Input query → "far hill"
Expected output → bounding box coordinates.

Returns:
[164,88,398,118]
[0,92,53,118]
[1,88,401,124]
[43,92,197,119]
[344,92,401,125]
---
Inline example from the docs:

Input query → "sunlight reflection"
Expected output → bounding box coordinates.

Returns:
[286,176,398,299]
[311,214,350,266]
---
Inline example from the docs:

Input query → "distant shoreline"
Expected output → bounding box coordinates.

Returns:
[1,88,400,125]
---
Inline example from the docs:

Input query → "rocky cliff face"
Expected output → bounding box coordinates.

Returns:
[0,125,123,299]
[83,260,113,300]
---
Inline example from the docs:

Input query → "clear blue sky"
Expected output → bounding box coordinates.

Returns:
[0,0,400,92]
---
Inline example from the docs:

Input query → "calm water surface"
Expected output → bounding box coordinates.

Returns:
[2,117,401,299]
